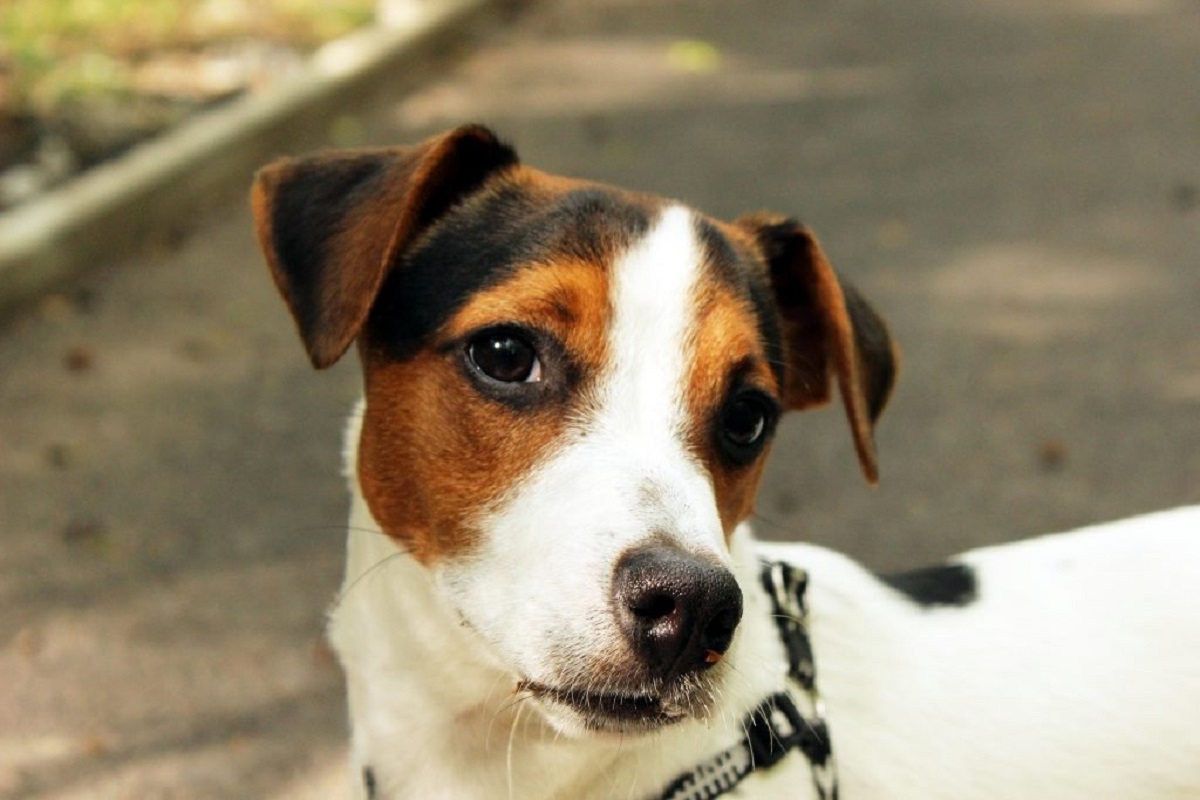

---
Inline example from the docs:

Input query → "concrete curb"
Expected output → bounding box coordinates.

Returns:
[0,0,497,316]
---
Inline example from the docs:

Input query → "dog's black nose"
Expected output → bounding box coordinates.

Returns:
[613,546,743,679]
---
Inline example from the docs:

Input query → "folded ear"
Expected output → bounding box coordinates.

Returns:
[737,213,898,484]
[250,125,518,368]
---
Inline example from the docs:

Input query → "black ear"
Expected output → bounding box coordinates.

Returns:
[250,125,518,368]
[737,214,898,484]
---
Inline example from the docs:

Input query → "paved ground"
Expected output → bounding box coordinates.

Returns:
[1,0,1197,797]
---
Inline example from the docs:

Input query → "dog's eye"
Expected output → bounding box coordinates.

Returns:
[467,331,542,384]
[723,397,767,445]
[718,393,777,464]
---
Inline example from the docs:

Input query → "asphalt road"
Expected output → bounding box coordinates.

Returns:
[1,0,1197,796]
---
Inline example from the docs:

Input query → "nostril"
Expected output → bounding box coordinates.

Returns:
[702,605,741,656]
[631,590,676,621]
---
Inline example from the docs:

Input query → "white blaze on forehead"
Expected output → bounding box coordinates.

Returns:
[597,204,703,441]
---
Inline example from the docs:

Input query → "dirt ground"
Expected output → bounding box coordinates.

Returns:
[1,0,1197,796]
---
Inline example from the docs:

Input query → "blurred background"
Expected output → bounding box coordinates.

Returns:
[1,0,1197,796]
[0,0,378,209]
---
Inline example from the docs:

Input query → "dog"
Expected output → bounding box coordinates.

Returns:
[251,125,1200,799]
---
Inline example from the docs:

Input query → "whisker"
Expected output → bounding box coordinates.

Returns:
[328,548,410,613]
[287,522,397,542]
[506,699,525,800]
[489,690,533,749]
[749,510,798,535]
[485,672,520,751]
[280,522,385,537]
[344,524,392,537]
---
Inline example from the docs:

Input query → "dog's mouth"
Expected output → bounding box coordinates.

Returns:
[517,679,693,733]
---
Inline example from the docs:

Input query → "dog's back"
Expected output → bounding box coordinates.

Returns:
[764,505,1200,800]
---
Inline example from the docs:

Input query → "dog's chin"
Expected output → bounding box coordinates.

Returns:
[517,677,716,737]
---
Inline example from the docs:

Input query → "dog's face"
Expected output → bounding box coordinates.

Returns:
[252,126,895,736]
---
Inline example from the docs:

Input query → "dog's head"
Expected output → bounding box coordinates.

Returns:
[252,125,895,736]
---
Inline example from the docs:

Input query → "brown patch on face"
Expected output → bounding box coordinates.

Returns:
[356,261,613,564]
[683,275,780,538]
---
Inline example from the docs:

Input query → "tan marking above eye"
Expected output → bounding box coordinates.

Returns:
[442,260,610,355]
[357,259,614,564]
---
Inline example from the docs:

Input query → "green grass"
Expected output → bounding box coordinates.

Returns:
[0,0,376,114]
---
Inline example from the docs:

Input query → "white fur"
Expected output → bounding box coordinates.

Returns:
[325,211,1200,798]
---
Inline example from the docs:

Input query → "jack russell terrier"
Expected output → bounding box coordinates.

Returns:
[251,125,1200,800]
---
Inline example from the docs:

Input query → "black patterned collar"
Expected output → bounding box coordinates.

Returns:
[655,560,838,800]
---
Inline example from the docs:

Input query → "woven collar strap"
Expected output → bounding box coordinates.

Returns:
[656,560,838,800]
[761,560,817,690]
[659,691,833,800]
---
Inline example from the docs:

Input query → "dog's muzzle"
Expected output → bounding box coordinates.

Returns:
[519,546,743,734]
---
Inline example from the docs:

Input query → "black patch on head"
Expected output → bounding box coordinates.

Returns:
[411,130,518,235]
[745,276,786,389]
[693,217,786,389]
[880,562,978,608]
[561,189,655,261]
[367,185,651,357]
[270,154,389,333]
[694,218,742,286]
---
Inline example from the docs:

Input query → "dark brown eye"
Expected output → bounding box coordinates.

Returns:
[467,331,542,384]
[718,392,777,464]
[723,397,766,445]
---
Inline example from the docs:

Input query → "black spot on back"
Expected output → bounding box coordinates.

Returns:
[363,765,377,798]
[367,184,651,357]
[880,562,977,608]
